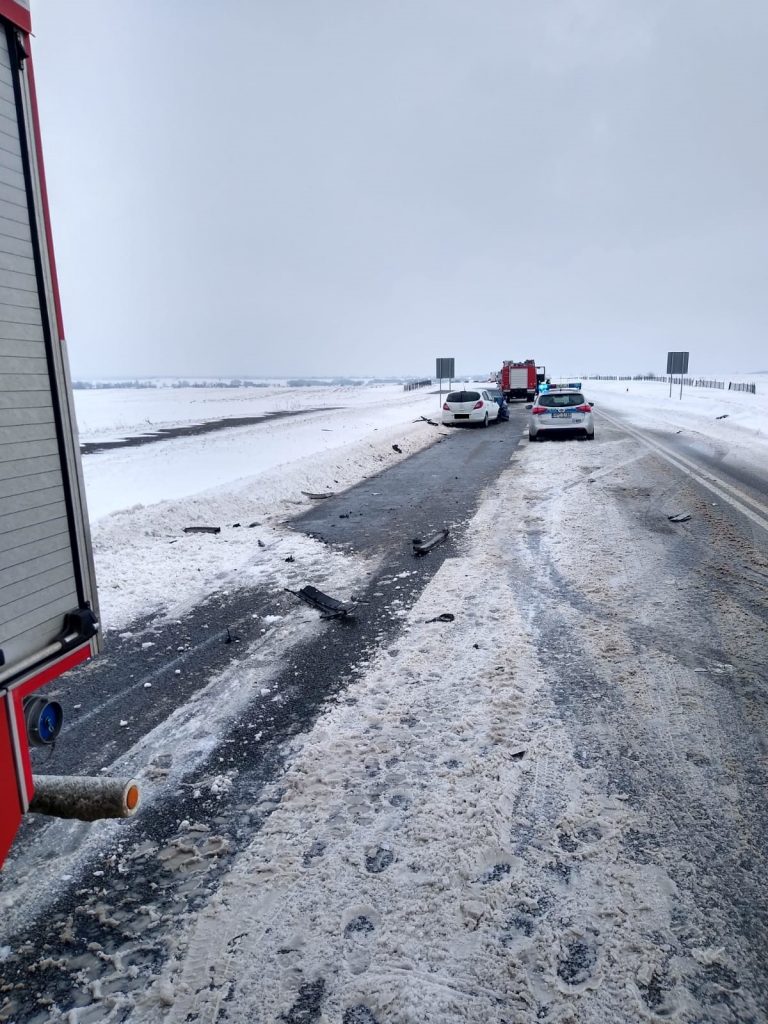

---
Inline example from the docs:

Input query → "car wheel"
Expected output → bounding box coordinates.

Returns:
[482,414,489,428]
[528,433,537,442]
[586,431,595,440]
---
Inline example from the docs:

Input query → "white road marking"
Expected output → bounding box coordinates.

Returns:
[596,409,768,535]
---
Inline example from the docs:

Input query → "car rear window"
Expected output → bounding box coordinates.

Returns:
[539,392,585,407]
[485,389,502,399]
[446,391,480,403]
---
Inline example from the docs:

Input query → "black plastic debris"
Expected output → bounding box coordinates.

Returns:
[302,490,335,500]
[339,512,350,519]
[232,522,241,528]
[224,627,241,644]
[284,555,295,563]
[413,527,450,557]
[426,613,455,623]
[286,585,355,619]
[716,414,729,420]
[392,444,403,454]
[415,415,439,426]
[183,526,221,535]
[248,521,261,528]
[510,749,526,761]
[668,513,691,523]
[257,539,266,548]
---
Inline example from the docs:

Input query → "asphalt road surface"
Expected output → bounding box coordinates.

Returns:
[1,405,766,1023]
[79,409,336,454]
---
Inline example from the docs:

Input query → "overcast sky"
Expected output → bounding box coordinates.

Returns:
[31,0,767,379]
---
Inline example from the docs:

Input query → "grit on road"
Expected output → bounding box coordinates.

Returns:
[1,407,767,1024]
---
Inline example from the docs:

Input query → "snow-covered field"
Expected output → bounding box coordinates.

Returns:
[582,376,768,457]
[76,385,441,520]
[77,385,444,629]
[75,383,372,443]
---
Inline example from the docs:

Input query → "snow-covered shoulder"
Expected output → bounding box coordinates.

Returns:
[583,376,768,459]
[87,386,444,630]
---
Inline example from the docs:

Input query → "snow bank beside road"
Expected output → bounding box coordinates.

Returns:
[81,385,439,520]
[583,377,768,456]
[89,388,445,630]
[74,382,409,442]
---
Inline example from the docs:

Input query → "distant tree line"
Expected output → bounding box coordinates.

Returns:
[73,379,270,390]
[73,377,411,390]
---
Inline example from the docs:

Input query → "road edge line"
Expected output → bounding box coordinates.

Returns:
[596,409,768,536]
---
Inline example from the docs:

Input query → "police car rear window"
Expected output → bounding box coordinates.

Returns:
[447,391,480,403]
[539,393,585,407]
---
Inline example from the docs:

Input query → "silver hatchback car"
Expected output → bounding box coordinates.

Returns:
[527,389,595,441]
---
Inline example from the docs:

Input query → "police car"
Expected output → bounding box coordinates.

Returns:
[526,386,595,441]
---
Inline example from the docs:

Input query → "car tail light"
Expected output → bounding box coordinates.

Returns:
[473,400,483,409]
[443,403,450,410]
[575,403,591,412]
[531,405,547,414]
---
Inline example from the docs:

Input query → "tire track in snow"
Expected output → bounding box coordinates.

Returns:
[515,424,768,1021]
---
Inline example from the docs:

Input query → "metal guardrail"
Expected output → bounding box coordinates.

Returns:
[581,375,756,394]
[403,379,433,392]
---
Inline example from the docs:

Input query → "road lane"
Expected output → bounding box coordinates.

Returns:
[507,417,768,1020]
[596,407,768,536]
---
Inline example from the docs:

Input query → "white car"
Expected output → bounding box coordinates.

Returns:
[442,387,501,427]
[527,389,595,440]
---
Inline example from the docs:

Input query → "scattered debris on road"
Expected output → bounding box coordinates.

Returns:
[415,415,439,426]
[302,490,336,500]
[286,585,355,619]
[284,555,295,563]
[426,613,455,623]
[716,414,729,420]
[257,539,266,548]
[668,512,692,523]
[392,444,403,454]
[413,527,450,557]
[183,526,221,535]
[248,521,261,528]
[224,628,241,644]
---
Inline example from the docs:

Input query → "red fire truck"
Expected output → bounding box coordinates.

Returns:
[1,0,138,868]
[500,360,546,401]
